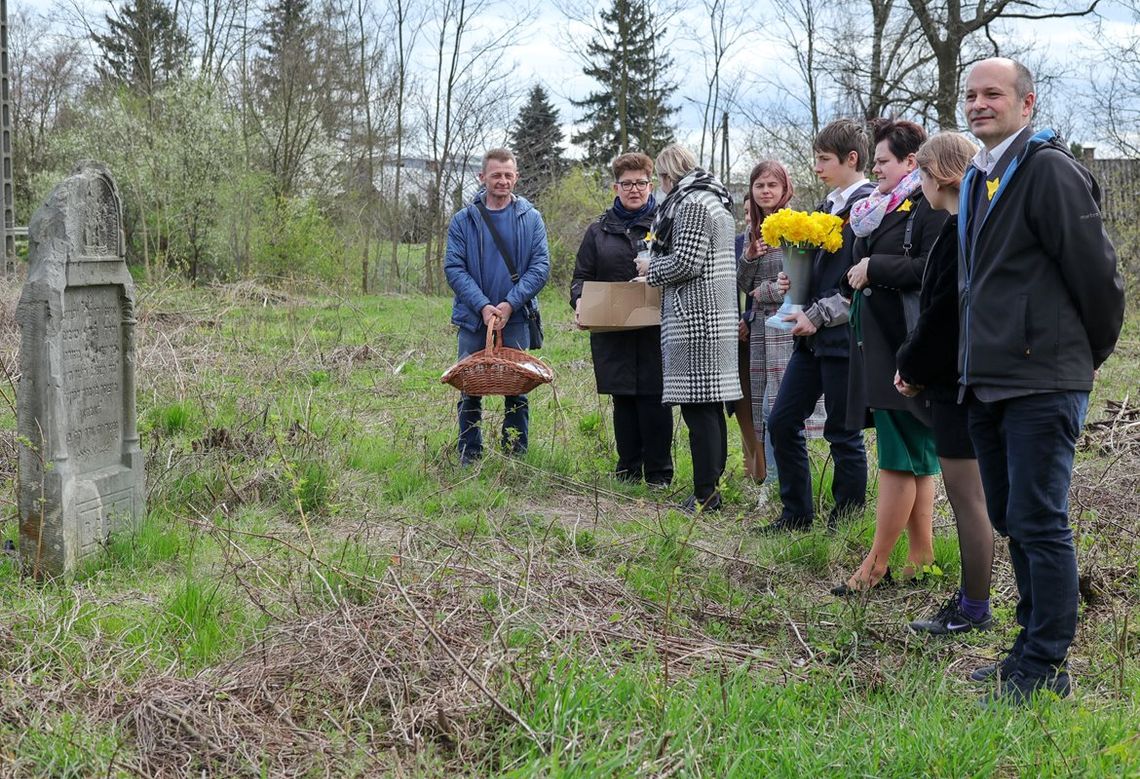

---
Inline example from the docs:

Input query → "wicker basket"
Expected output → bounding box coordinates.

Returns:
[441,326,554,396]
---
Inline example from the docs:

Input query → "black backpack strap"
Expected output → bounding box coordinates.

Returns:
[474,201,519,282]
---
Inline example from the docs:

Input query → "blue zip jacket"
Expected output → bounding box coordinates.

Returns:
[957,128,1125,391]
[445,191,550,333]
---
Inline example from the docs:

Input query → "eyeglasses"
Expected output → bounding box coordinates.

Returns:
[617,179,651,191]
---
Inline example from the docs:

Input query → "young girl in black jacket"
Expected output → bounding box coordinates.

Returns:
[895,132,995,634]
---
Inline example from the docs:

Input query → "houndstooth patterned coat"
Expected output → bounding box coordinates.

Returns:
[648,190,742,405]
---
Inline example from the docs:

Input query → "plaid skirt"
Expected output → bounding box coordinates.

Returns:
[748,319,826,440]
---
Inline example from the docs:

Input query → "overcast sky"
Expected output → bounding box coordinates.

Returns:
[12,0,1140,161]
[499,3,1140,158]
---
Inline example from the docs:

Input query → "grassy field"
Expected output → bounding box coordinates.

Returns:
[0,278,1137,777]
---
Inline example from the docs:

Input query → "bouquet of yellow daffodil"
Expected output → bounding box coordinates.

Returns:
[759,209,844,331]
[760,208,844,253]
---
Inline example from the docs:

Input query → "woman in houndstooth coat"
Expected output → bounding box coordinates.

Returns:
[637,144,741,514]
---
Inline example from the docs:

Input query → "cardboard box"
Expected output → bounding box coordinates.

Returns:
[578,280,662,332]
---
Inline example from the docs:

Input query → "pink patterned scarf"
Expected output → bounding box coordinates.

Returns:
[849,169,922,237]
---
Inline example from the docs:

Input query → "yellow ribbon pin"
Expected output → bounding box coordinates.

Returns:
[986,178,1000,200]
[898,199,913,213]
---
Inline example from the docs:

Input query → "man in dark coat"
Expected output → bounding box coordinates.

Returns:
[959,59,1125,706]
[571,152,673,486]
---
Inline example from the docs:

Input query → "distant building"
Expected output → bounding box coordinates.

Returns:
[1074,146,1140,226]
[373,156,483,208]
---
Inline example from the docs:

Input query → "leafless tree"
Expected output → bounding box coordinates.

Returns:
[825,0,937,121]
[1086,3,1140,156]
[8,9,88,220]
[692,0,750,172]
[416,0,527,293]
[383,0,422,291]
[323,0,400,292]
[905,0,1102,128]
[734,0,833,203]
[177,0,245,83]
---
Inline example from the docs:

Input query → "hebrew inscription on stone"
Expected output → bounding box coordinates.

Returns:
[16,162,144,577]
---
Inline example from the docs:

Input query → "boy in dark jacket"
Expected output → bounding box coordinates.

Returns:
[959,59,1125,707]
[758,120,874,533]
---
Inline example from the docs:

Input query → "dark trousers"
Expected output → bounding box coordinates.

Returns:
[679,402,727,500]
[612,394,674,484]
[768,351,867,522]
[968,390,1088,676]
[457,322,530,459]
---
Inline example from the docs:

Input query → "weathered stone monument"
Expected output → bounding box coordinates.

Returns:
[16,162,144,577]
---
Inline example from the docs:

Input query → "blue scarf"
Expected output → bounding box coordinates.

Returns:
[611,193,656,226]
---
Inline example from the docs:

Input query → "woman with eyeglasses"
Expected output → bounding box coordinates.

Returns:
[635,144,740,514]
[571,152,674,488]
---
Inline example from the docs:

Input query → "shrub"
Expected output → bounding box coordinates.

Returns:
[292,460,334,515]
[537,167,613,287]
[250,195,350,284]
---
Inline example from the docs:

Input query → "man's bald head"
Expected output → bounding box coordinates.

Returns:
[977,57,1035,99]
[964,58,1036,147]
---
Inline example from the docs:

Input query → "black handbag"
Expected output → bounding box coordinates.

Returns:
[475,201,544,349]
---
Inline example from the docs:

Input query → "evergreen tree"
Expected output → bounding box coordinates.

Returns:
[572,0,677,168]
[252,0,326,195]
[508,84,566,200]
[259,0,313,74]
[92,0,190,98]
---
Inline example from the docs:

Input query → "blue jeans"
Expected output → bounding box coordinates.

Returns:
[768,351,866,523]
[968,390,1088,676]
[761,383,778,485]
[457,322,530,460]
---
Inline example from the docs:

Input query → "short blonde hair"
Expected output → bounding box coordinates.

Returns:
[655,144,697,183]
[482,148,516,171]
[916,132,977,191]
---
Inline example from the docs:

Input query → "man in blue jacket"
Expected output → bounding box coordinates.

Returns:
[959,59,1125,706]
[445,148,550,464]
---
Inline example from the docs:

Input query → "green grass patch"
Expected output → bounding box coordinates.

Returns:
[769,531,833,574]
[104,508,186,570]
[161,577,250,668]
[148,400,196,436]
[492,657,1140,777]
[0,712,125,779]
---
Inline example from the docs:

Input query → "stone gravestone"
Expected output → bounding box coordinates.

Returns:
[16,162,144,577]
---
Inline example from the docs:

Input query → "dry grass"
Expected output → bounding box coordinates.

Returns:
[0,274,1137,776]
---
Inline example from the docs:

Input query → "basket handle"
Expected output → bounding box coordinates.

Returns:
[484,316,502,352]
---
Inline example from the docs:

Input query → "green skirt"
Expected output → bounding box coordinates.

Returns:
[873,409,940,476]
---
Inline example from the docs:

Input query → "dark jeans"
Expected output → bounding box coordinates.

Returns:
[612,394,673,484]
[679,402,727,500]
[968,390,1088,676]
[768,351,867,523]
[457,322,530,460]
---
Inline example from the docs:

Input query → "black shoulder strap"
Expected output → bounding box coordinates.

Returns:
[475,201,518,283]
[902,206,918,257]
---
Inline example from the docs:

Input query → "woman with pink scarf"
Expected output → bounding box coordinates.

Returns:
[832,118,947,596]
